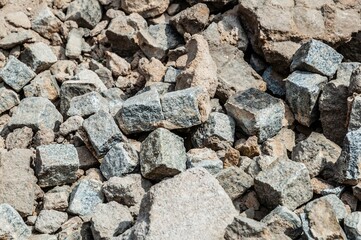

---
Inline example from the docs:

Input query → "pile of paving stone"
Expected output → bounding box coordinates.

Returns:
[2,0,361,239]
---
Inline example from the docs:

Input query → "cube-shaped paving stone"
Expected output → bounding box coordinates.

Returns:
[161,86,211,129]
[8,97,63,131]
[290,39,343,77]
[67,91,109,117]
[116,89,164,134]
[0,88,19,114]
[254,159,313,210]
[192,112,235,149]
[20,42,57,73]
[66,0,102,29]
[68,179,104,216]
[0,56,36,92]
[225,88,285,142]
[140,128,187,180]
[286,71,328,127]
[35,144,79,187]
[100,142,139,180]
[83,110,125,157]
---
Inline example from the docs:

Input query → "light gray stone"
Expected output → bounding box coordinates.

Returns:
[0,87,19,114]
[0,203,31,240]
[344,212,361,240]
[216,167,254,201]
[225,88,285,142]
[59,116,84,136]
[35,210,68,234]
[68,179,104,216]
[8,97,62,131]
[140,128,187,180]
[91,201,133,239]
[164,66,181,83]
[291,39,343,77]
[65,29,83,59]
[35,144,79,187]
[0,56,36,92]
[255,159,313,210]
[100,142,139,180]
[286,71,328,127]
[186,148,223,175]
[23,70,60,101]
[5,126,33,150]
[67,91,109,117]
[129,168,238,240]
[307,194,347,221]
[83,110,125,157]
[192,112,235,150]
[0,31,33,49]
[31,6,62,40]
[20,42,57,73]
[292,132,341,178]
[66,0,102,28]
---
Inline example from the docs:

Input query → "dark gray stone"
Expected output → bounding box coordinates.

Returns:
[67,91,109,117]
[20,42,57,73]
[286,71,328,127]
[100,142,139,180]
[83,110,125,157]
[31,6,62,40]
[8,97,63,131]
[225,88,285,142]
[35,144,79,187]
[291,39,343,77]
[140,128,187,181]
[262,67,286,96]
[348,94,361,131]
[254,159,313,210]
[0,203,31,240]
[68,179,104,216]
[138,23,183,60]
[0,56,36,92]
[66,0,102,28]
[0,87,19,114]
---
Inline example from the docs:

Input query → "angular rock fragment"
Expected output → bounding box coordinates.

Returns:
[67,92,109,117]
[65,29,83,59]
[291,39,343,77]
[20,42,57,73]
[186,148,223,175]
[76,146,98,170]
[0,87,19,114]
[6,11,31,29]
[35,210,68,234]
[0,204,31,240]
[130,168,237,239]
[348,94,361,131]
[66,0,102,28]
[0,56,36,92]
[0,31,33,49]
[105,51,130,78]
[83,111,125,157]
[31,5,62,40]
[192,112,235,150]
[5,126,33,150]
[120,0,169,18]
[0,149,37,217]
[286,71,328,126]
[225,88,285,142]
[255,159,313,210]
[68,179,104,216]
[100,142,138,180]
[262,67,286,96]
[235,136,260,158]
[8,97,63,131]
[344,212,361,240]
[140,128,187,180]
[35,144,79,187]
[292,132,341,178]
[23,70,60,101]
[43,186,71,211]
[91,201,133,238]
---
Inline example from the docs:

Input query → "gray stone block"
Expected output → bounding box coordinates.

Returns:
[67,91,109,117]
[164,66,181,83]
[286,71,328,126]
[100,142,139,180]
[20,42,57,73]
[66,0,102,28]
[0,56,36,92]
[0,87,19,114]
[348,94,361,131]
[225,88,285,142]
[68,179,104,216]
[35,144,79,187]
[35,209,68,234]
[186,148,223,175]
[344,212,361,240]
[0,203,31,240]
[291,39,343,77]
[8,97,63,131]
[83,110,125,157]
[254,159,313,210]
[140,128,187,180]
[23,70,60,101]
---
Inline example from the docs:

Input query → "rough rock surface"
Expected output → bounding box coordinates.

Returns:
[0,204,31,239]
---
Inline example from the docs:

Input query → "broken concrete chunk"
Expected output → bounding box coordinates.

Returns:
[0,87,19,114]
[0,56,36,92]
[66,0,102,28]
[225,88,285,142]
[140,128,187,180]
[254,159,313,210]
[67,92,109,117]
[68,179,104,216]
[0,203,31,240]
[83,110,125,157]
[291,39,343,77]
[8,97,63,131]
[20,42,57,73]
[186,148,223,175]
[286,71,328,127]
[35,144,79,187]
[100,142,139,180]
[35,210,68,234]
[23,70,60,101]
[164,66,181,83]
[5,11,31,29]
